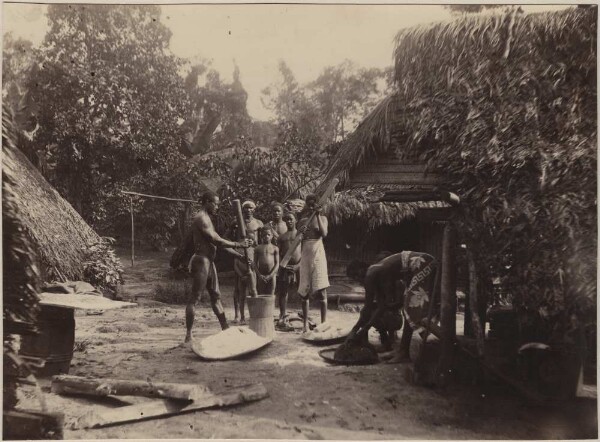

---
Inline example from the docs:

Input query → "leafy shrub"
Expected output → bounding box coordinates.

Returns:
[83,237,124,296]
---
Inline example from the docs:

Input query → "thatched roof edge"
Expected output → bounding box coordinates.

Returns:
[2,113,103,281]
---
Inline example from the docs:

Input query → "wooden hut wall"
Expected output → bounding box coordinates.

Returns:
[348,152,443,189]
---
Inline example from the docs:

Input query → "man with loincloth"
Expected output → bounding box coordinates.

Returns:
[230,200,263,324]
[276,212,301,329]
[185,191,252,343]
[345,251,437,363]
[297,194,330,333]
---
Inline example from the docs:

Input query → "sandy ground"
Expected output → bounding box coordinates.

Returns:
[18,249,598,440]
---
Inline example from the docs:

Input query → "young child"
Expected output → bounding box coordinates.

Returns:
[254,226,279,296]
[276,212,302,328]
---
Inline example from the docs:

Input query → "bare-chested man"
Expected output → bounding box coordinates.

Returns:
[254,227,279,295]
[231,200,263,324]
[276,212,301,327]
[267,202,288,243]
[185,192,252,343]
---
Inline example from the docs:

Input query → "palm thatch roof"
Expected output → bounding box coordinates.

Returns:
[318,93,448,228]
[319,6,595,231]
[2,108,103,282]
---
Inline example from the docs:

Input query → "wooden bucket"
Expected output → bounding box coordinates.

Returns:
[20,305,75,377]
[247,296,275,339]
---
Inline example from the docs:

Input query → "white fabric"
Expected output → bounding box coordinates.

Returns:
[298,239,330,297]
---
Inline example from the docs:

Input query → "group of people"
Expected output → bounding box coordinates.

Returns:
[184,191,330,343]
[184,190,438,366]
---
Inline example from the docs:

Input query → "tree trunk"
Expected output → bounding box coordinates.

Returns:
[51,375,212,402]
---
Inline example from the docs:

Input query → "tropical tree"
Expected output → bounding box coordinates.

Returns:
[25,4,191,244]
[262,60,390,146]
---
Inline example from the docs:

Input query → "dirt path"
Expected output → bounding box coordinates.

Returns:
[22,248,598,440]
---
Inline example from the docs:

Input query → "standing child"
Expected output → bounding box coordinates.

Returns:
[254,227,279,296]
[276,212,301,329]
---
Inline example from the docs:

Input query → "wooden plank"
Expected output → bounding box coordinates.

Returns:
[38,293,136,310]
[52,376,212,402]
[353,164,429,173]
[349,172,444,185]
[72,383,268,429]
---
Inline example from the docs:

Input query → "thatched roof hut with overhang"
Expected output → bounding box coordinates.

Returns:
[321,5,596,368]
[319,94,455,268]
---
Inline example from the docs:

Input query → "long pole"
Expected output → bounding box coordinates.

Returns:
[130,196,134,267]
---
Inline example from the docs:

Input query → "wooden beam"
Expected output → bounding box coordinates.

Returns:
[72,383,268,429]
[438,223,457,387]
[51,376,212,402]
[466,250,485,357]
[130,196,134,267]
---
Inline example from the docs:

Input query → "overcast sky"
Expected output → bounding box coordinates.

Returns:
[4,2,573,120]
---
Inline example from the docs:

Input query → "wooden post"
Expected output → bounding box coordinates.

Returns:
[130,196,134,267]
[467,249,485,357]
[438,222,457,387]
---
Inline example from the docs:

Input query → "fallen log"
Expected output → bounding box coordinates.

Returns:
[72,382,268,429]
[52,375,212,402]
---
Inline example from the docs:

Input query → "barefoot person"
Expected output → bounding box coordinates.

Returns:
[345,251,437,363]
[254,227,279,295]
[230,200,263,324]
[297,194,330,333]
[276,212,301,328]
[185,192,252,343]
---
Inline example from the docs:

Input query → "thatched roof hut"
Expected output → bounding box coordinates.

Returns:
[2,110,104,282]
[318,94,450,231]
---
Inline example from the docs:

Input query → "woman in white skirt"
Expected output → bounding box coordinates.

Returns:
[297,194,330,333]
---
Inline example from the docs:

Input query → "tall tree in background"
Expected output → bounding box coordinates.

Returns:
[262,60,390,146]
[26,4,189,230]
[261,60,318,141]
[181,61,252,156]
[308,60,387,143]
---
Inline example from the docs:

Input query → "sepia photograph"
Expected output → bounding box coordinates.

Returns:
[2,1,597,440]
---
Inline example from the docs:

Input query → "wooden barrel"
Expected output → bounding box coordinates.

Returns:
[20,305,75,377]
[247,296,275,339]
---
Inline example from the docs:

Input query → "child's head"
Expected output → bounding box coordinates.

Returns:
[258,226,274,244]
[283,211,296,229]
